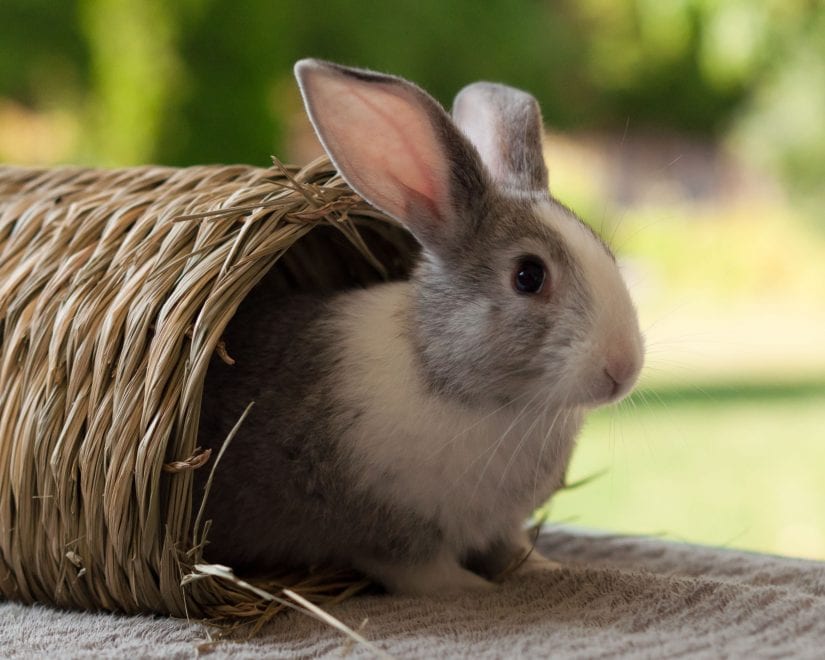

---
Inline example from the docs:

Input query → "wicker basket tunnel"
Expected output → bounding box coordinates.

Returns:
[0,157,414,619]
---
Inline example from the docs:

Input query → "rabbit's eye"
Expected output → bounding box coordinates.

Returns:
[513,257,546,294]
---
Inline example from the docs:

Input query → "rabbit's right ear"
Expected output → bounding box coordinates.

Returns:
[452,82,548,194]
[294,59,487,252]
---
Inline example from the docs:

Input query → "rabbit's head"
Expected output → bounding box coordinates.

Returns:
[295,59,643,409]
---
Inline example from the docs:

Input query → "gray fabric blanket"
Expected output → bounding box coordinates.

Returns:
[2,528,824,658]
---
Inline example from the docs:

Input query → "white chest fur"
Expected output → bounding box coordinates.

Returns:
[331,283,582,555]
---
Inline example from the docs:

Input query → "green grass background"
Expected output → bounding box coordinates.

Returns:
[546,381,825,560]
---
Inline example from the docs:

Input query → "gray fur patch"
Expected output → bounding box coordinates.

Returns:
[408,193,594,408]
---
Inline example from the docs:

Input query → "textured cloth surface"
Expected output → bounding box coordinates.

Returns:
[2,528,824,659]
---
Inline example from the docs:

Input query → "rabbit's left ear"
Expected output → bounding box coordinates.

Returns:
[295,59,491,255]
[452,82,548,193]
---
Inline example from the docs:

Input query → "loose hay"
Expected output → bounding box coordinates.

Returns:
[0,156,415,624]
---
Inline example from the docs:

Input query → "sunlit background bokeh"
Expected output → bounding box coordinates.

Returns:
[2,1,823,559]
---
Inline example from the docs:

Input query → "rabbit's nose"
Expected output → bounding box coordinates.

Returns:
[605,354,639,387]
[604,336,643,398]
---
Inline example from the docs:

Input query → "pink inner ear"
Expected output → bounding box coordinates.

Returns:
[304,73,451,228]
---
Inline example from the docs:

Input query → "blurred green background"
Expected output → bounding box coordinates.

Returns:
[2,0,823,559]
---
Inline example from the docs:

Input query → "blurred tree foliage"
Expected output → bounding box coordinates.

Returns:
[0,0,823,209]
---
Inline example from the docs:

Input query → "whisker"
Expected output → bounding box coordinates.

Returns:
[531,393,574,509]
[464,387,546,506]
[496,389,557,493]
[422,385,535,464]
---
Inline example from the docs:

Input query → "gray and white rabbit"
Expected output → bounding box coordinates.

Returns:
[196,59,644,594]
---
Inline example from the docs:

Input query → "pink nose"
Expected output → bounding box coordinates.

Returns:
[605,355,638,386]
[604,347,641,399]
[603,370,620,398]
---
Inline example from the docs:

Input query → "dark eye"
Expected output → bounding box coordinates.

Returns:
[513,257,546,294]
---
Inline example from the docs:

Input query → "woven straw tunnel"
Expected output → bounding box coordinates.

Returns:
[0,156,415,622]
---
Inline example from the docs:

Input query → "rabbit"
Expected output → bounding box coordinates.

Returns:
[195,59,644,595]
